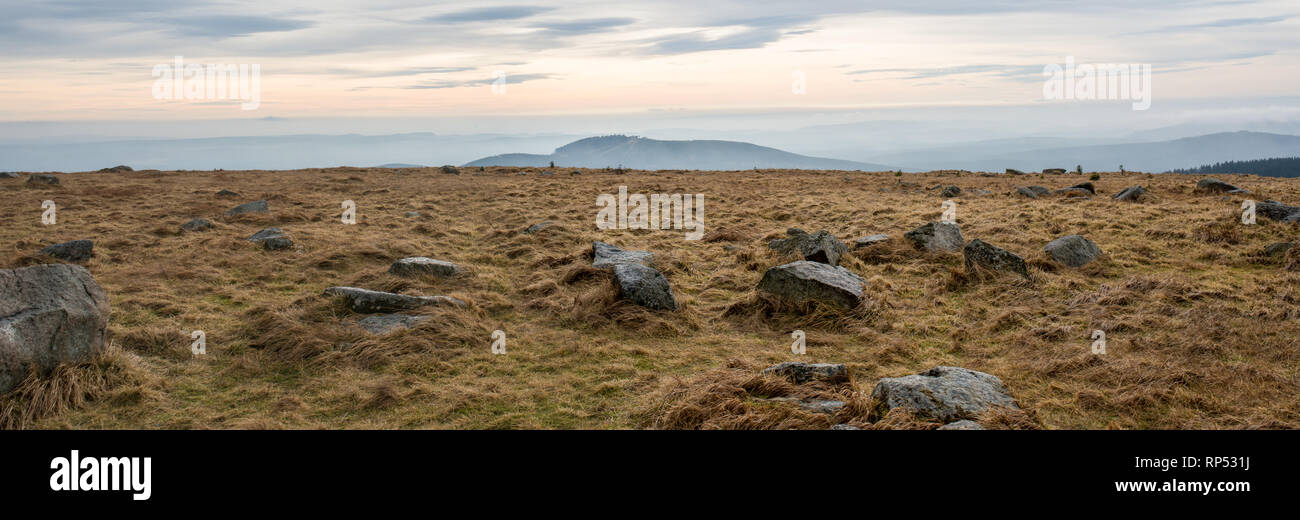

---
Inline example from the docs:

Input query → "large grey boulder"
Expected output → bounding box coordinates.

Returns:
[762,362,849,384]
[768,228,849,266]
[592,241,652,268]
[225,200,269,217]
[1113,185,1148,202]
[27,174,59,185]
[0,264,110,393]
[323,286,465,313]
[1195,178,1239,194]
[247,227,292,250]
[964,239,1028,278]
[905,222,964,252]
[870,366,1019,423]
[611,263,677,310]
[1257,201,1300,222]
[1015,186,1042,199]
[389,257,460,278]
[39,240,94,263]
[1043,235,1102,267]
[757,260,865,309]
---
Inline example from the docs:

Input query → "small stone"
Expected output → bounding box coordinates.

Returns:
[592,241,653,268]
[768,228,849,266]
[357,314,429,335]
[389,257,460,278]
[611,263,677,310]
[226,200,269,217]
[323,286,465,313]
[1113,185,1147,202]
[1043,235,1102,267]
[39,240,94,263]
[852,234,889,249]
[246,227,292,250]
[905,222,964,252]
[181,218,213,232]
[964,239,1028,278]
[27,174,59,185]
[757,261,865,309]
[524,221,553,234]
[762,362,849,384]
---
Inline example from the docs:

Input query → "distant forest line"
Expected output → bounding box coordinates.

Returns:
[1169,157,1300,178]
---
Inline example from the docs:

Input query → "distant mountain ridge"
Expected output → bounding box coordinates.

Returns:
[463,135,897,171]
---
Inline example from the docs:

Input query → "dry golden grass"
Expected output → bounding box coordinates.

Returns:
[2,167,1298,429]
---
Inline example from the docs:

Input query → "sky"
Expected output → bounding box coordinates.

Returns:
[0,0,1298,138]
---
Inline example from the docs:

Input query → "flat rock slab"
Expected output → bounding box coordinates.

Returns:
[905,222,964,252]
[324,286,465,313]
[226,200,269,217]
[964,239,1028,278]
[592,241,653,268]
[611,263,677,310]
[215,189,240,197]
[756,397,846,415]
[852,234,889,249]
[357,314,430,335]
[181,218,213,232]
[39,240,94,263]
[757,260,865,309]
[762,362,849,384]
[768,228,849,266]
[1043,235,1101,267]
[0,264,110,393]
[871,366,1018,423]
[247,227,292,250]
[389,257,460,277]
[1113,185,1148,202]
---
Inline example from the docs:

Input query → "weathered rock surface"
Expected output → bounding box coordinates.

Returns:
[1113,185,1148,202]
[27,174,59,185]
[1053,187,1092,197]
[226,200,269,217]
[964,239,1028,278]
[215,189,240,197]
[1043,168,1067,174]
[389,257,460,278]
[905,222,964,252]
[592,241,653,268]
[1195,178,1239,193]
[1263,242,1295,257]
[1257,201,1300,222]
[1068,182,1096,194]
[757,261,865,309]
[180,218,213,232]
[0,172,20,179]
[611,263,677,310]
[852,234,889,249]
[246,227,293,250]
[97,165,133,173]
[0,264,110,393]
[870,366,1019,423]
[357,314,430,335]
[440,165,460,175]
[756,397,846,414]
[324,286,465,313]
[938,420,987,430]
[1043,235,1102,267]
[39,240,94,263]
[762,362,849,384]
[768,228,849,266]
[940,185,961,198]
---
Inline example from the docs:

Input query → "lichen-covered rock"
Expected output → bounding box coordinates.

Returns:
[0,264,110,393]
[870,366,1019,423]
[592,241,653,268]
[389,257,460,278]
[904,222,963,252]
[1257,201,1300,222]
[768,228,849,266]
[1113,185,1148,202]
[180,218,213,232]
[1195,178,1239,194]
[762,362,849,384]
[611,263,677,310]
[323,286,465,313]
[757,261,865,309]
[38,240,94,263]
[1043,235,1102,267]
[226,200,269,217]
[964,239,1028,278]
[246,227,292,250]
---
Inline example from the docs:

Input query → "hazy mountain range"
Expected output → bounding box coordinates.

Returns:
[1,129,1297,176]
[463,135,895,171]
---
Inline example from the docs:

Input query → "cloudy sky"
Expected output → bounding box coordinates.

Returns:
[1,0,1297,132]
